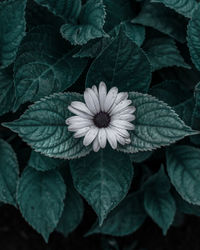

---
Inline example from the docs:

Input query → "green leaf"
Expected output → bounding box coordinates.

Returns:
[70,147,133,225]
[60,0,107,45]
[34,0,81,22]
[118,92,197,154]
[144,190,176,235]
[166,145,200,205]
[17,167,66,242]
[130,151,152,163]
[3,93,92,159]
[143,38,190,71]
[151,0,197,18]
[86,192,146,236]
[0,139,19,206]
[132,1,187,43]
[56,169,84,236]
[0,0,27,69]
[187,4,200,72]
[191,82,200,145]
[13,25,87,111]
[86,29,151,93]
[29,151,64,172]
[0,68,15,116]
[103,0,134,32]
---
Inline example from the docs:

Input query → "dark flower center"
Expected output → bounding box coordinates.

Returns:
[93,112,111,128]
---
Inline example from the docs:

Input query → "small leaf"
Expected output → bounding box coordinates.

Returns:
[3,93,92,159]
[167,145,200,205]
[60,0,107,45]
[143,38,190,71]
[14,25,87,111]
[86,192,146,236]
[70,147,133,225]
[56,169,84,236]
[86,28,151,93]
[144,190,176,235]
[118,92,197,154]
[29,151,64,172]
[151,0,197,18]
[187,4,200,72]
[34,0,81,22]
[0,139,19,206]
[191,82,200,145]
[17,167,66,242]
[0,68,15,116]
[0,0,27,69]
[132,1,187,43]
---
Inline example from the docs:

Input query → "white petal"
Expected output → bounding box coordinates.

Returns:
[87,88,100,113]
[98,82,107,111]
[111,120,135,130]
[92,85,99,97]
[112,114,136,122]
[114,92,128,105]
[68,106,93,119]
[105,128,117,149]
[98,128,107,148]
[121,106,136,114]
[74,127,90,138]
[84,89,97,114]
[83,127,98,146]
[70,101,94,116]
[110,100,132,115]
[110,125,130,138]
[104,87,118,112]
[93,136,100,152]
[125,138,131,144]
[68,120,93,131]
[66,116,90,125]
[115,133,126,145]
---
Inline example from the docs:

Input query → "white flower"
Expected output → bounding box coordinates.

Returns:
[66,82,136,152]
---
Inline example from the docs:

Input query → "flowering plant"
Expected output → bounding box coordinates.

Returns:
[1,0,200,248]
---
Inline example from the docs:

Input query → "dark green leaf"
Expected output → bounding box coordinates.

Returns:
[166,145,200,205]
[70,147,133,224]
[191,82,200,145]
[3,93,92,159]
[14,25,87,111]
[0,139,19,206]
[86,192,146,236]
[17,167,66,242]
[151,0,197,18]
[122,22,145,47]
[118,92,197,154]
[0,0,27,68]
[130,151,152,163]
[143,38,190,71]
[132,1,187,43]
[86,29,151,93]
[60,0,107,45]
[29,151,64,171]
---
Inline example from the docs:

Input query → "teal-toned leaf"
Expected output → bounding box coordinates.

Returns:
[144,190,176,235]
[143,38,190,71]
[132,2,187,43]
[13,25,87,111]
[103,0,134,31]
[151,0,197,18]
[56,169,84,236]
[130,151,152,163]
[60,0,107,45]
[0,139,19,206]
[70,147,133,225]
[0,0,27,69]
[187,4,200,72]
[86,29,151,93]
[86,192,146,236]
[3,93,92,159]
[29,151,64,171]
[191,82,200,145]
[166,145,200,205]
[0,68,15,116]
[122,22,145,47]
[118,92,197,154]
[34,0,81,22]
[17,167,66,242]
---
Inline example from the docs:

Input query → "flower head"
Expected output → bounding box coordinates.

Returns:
[66,82,136,152]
